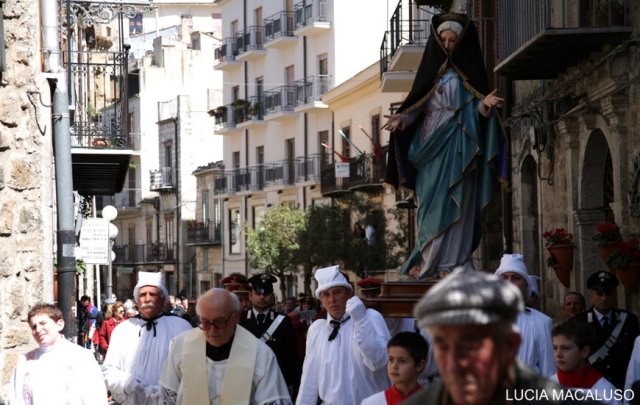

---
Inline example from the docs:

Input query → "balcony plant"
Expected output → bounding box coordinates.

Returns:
[607,237,640,292]
[249,101,262,117]
[233,99,249,110]
[544,227,573,287]
[593,222,623,262]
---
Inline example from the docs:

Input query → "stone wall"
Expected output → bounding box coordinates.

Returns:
[509,3,640,320]
[0,0,55,401]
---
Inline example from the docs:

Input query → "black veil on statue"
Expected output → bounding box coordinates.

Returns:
[385,13,491,192]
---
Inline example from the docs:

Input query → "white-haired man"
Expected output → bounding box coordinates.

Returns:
[296,265,390,404]
[102,271,192,404]
[495,253,555,377]
[160,288,291,404]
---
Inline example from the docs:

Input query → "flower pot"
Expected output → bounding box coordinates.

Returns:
[615,263,640,293]
[548,243,573,275]
[552,264,570,288]
[596,242,621,266]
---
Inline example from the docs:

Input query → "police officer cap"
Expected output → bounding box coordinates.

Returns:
[248,273,277,294]
[586,271,619,292]
[414,267,524,329]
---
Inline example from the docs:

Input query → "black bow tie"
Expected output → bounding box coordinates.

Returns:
[137,313,164,337]
[328,316,350,341]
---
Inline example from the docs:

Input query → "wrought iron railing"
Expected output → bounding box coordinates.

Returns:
[186,220,222,245]
[264,85,297,114]
[294,75,330,105]
[236,26,265,54]
[113,242,175,264]
[499,0,630,61]
[150,167,174,190]
[264,11,295,42]
[294,0,328,29]
[295,153,322,182]
[214,37,238,64]
[264,159,295,187]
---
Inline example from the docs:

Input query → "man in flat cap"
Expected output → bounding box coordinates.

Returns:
[405,268,597,405]
[240,272,299,394]
[495,253,555,377]
[572,270,639,389]
[103,271,192,404]
[296,265,390,404]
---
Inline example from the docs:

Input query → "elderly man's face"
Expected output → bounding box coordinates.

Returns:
[563,293,586,318]
[137,286,164,318]
[319,286,352,320]
[589,289,614,314]
[198,291,239,347]
[430,324,520,405]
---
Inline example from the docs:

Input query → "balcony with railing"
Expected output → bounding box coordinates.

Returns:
[150,167,175,192]
[214,172,227,195]
[295,153,322,183]
[214,37,240,70]
[264,11,297,48]
[264,159,295,188]
[320,160,349,197]
[113,242,175,264]
[263,86,297,120]
[347,147,388,193]
[379,1,431,92]
[495,0,632,79]
[236,96,267,129]
[66,47,133,195]
[294,75,330,112]
[294,0,330,36]
[186,220,222,246]
[236,26,267,61]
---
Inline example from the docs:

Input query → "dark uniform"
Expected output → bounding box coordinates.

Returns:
[572,271,640,389]
[239,273,299,392]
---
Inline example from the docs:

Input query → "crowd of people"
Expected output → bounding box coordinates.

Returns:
[10,255,640,404]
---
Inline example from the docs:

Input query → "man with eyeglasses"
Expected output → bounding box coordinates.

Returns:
[160,288,291,404]
[102,271,192,404]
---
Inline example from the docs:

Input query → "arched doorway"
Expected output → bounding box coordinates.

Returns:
[521,155,540,277]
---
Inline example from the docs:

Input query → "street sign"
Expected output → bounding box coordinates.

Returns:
[335,162,350,178]
[79,218,110,265]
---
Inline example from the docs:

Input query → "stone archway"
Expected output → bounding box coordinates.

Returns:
[575,129,614,287]
[520,155,540,277]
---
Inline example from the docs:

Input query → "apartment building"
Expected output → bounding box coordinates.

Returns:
[211,0,394,294]
[103,5,224,298]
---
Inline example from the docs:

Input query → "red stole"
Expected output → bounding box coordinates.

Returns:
[384,384,422,405]
[557,364,603,389]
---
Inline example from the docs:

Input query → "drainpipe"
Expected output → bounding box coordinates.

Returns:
[42,0,77,340]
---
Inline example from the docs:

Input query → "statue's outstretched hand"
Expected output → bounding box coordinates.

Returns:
[381,114,405,132]
[483,89,503,110]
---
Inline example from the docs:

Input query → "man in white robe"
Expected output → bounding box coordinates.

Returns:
[296,265,390,404]
[9,303,107,405]
[160,288,291,404]
[102,271,192,404]
[495,253,555,377]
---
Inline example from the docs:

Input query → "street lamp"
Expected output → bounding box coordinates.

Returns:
[102,205,118,299]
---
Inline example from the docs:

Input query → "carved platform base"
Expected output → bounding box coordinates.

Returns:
[362,280,437,318]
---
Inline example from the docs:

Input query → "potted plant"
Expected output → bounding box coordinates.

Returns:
[233,99,249,110]
[593,222,623,262]
[546,249,569,288]
[544,227,574,286]
[607,238,640,292]
[249,101,262,118]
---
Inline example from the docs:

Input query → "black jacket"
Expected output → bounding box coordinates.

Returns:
[240,309,299,387]
[572,308,640,389]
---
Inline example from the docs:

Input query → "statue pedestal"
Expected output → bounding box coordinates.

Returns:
[362,280,437,318]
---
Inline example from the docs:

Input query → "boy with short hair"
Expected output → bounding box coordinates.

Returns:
[551,319,620,405]
[361,331,428,405]
[10,303,108,404]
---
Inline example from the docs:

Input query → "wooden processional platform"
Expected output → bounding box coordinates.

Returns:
[361,280,437,318]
